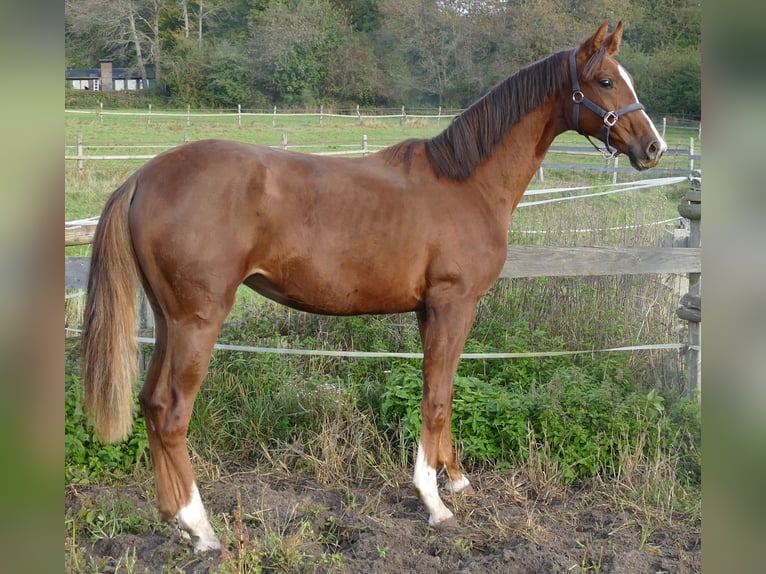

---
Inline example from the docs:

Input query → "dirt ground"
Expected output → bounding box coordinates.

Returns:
[65,467,700,574]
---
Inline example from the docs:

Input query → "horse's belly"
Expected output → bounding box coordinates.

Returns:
[242,267,423,316]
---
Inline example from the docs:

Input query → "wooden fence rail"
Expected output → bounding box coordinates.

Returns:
[64,245,701,283]
[65,106,702,133]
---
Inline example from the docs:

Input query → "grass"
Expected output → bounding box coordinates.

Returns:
[64,109,700,573]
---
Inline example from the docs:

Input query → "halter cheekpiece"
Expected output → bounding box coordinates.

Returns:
[569,49,645,159]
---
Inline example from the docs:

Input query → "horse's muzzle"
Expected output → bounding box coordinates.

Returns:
[629,138,666,171]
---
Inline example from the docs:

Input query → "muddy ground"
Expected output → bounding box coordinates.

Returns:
[65,467,700,573]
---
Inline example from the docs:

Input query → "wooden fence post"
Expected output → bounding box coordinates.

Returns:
[676,175,701,400]
[98,101,103,125]
[689,137,695,173]
[237,104,242,128]
[319,104,324,127]
[362,134,368,155]
[187,104,191,127]
[138,289,155,373]
[272,105,277,127]
[147,103,152,126]
[76,133,83,173]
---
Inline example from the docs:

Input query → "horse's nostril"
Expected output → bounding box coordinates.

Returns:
[646,140,662,160]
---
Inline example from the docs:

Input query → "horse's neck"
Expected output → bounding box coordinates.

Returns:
[474,99,563,223]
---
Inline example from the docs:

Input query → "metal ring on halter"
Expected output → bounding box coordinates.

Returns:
[572,91,584,103]
[603,111,618,127]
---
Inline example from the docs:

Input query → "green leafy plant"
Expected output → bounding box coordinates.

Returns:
[65,374,150,483]
[72,491,154,539]
[379,361,700,484]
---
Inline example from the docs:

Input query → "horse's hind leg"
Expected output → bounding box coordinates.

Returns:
[139,288,234,553]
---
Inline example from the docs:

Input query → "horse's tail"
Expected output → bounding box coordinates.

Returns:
[82,177,140,443]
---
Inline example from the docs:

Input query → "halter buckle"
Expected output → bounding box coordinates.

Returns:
[600,146,618,160]
[603,111,618,127]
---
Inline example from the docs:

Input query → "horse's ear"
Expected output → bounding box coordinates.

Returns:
[603,21,623,55]
[582,21,610,57]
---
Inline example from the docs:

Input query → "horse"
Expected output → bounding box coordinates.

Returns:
[81,21,665,553]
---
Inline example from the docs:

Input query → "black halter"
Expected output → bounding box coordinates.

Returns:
[569,50,645,159]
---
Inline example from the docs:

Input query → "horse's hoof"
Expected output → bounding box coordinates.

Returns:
[192,537,222,554]
[454,484,474,495]
[431,516,459,530]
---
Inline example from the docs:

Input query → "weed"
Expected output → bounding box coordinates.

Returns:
[576,537,605,572]
[379,361,700,486]
[65,372,150,484]
[70,490,154,540]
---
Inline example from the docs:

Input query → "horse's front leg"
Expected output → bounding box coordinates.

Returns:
[413,296,476,526]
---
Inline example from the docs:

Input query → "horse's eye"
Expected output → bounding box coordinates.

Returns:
[598,79,614,89]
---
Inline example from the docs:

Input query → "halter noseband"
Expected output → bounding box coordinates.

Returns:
[569,50,645,159]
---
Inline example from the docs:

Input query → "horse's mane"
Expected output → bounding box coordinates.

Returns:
[383,49,577,181]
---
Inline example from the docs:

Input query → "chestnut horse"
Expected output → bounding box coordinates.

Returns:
[81,22,665,552]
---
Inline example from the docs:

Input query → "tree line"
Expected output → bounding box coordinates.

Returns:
[65,0,701,117]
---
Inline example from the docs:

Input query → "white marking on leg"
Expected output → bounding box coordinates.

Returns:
[444,474,471,494]
[176,482,221,553]
[618,64,667,151]
[413,442,453,525]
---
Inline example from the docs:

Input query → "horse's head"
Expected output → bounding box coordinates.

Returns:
[568,22,666,170]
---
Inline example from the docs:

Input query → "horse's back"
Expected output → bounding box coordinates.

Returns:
[124,139,427,314]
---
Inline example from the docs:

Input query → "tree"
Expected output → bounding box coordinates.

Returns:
[66,0,173,88]
[247,0,379,106]
[330,0,381,32]
[624,0,701,52]
[66,0,701,116]
[377,0,507,106]
[162,36,207,104]
[619,44,701,117]
[200,40,256,106]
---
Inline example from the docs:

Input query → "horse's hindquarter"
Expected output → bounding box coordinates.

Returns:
[129,140,506,316]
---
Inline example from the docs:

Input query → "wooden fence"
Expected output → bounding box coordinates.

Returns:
[65,177,702,399]
[64,105,702,133]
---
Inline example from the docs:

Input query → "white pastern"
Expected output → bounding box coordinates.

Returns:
[176,483,221,553]
[413,442,454,525]
[618,64,667,151]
